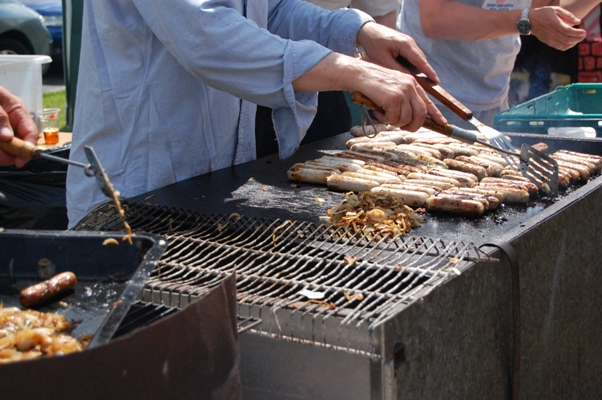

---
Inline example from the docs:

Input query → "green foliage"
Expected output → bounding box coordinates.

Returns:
[42,90,69,132]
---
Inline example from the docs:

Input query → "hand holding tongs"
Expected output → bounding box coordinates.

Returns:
[0,136,114,199]
[351,57,559,196]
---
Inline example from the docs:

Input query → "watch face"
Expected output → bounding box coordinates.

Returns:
[517,20,531,35]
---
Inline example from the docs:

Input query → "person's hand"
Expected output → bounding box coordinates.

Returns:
[355,21,441,84]
[0,86,39,168]
[531,7,586,51]
[350,59,447,131]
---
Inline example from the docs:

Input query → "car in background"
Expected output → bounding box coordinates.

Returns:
[0,0,51,59]
[20,0,61,61]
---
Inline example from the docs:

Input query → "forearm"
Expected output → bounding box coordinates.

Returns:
[420,0,522,41]
[373,10,397,29]
[554,0,602,19]
[292,53,359,93]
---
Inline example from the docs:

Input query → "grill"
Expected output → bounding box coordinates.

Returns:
[74,132,602,399]
[76,203,488,355]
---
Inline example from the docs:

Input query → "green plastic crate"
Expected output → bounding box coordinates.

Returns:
[494,83,602,136]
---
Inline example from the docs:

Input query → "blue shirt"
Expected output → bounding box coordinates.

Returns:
[67,0,371,226]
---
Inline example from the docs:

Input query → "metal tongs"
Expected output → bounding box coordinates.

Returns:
[351,57,559,196]
[0,136,115,199]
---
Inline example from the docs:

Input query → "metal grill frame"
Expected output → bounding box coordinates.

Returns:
[75,201,490,354]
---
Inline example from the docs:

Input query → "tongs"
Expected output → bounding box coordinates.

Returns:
[0,136,115,199]
[351,57,559,196]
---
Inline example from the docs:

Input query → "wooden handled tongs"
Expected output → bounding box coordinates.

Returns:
[0,136,116,199]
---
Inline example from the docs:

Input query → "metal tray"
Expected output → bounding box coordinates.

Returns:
[0,229,167,348]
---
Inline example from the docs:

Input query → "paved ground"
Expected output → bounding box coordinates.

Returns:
[42,61,66,93]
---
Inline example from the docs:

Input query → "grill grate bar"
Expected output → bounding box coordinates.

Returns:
[75,201,488,353]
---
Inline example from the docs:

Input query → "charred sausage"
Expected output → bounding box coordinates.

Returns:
[20,272,77,308]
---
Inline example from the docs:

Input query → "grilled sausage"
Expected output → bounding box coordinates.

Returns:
[425,195,486,216]
[349,123,390,137]
[380,183,439,196]
[327,174,380,192]
[336,151,386,163]
[476,183,530,203]
[342,171,401,185]
[406,173,461,187]
[426,168,478,187]
[370,186,430,207]
[441,190,499,210]
[287,164,339,184]
[20,272,77,308]
[443,158,488,180]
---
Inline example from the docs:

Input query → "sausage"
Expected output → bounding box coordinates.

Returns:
[552,158,591,180]
[355,167,402,181]
[287,164,339,185]
[351,147,399,161]
[306,159,362,172]
[363,162,405,175]
[476,152,513,167]
[370,186,430,207]
[406,172,461,187]
[415,143,456,159]
[402,178,455,190]
[441,190,499,210]
[443,158,488,180]
[476,183,530,203]
[551,153,596,174]
[326,174,380,192]
[336,151,386,163]
[425,195,485,217]
[342,171,400,185]
[456,155,504,177]
[350,141,398,151]
[349,123,390,137]
[380,183,439,196]
[556,150,602,171]
[480,177,539,198]
[20,272,77,308]
[426,168,478,187]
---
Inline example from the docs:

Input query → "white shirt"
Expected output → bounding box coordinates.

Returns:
[67,0,372,227]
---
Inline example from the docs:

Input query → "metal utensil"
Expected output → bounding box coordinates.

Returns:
[394,57,521,168]
[0,136,115,199]
[350,92,559,196]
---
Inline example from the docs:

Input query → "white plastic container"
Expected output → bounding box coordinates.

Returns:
[0,55,52,123]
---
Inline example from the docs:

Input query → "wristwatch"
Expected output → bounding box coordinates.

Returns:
[516,7,532,35]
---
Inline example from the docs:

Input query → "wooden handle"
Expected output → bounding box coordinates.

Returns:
[351,91,385,113]
[422,116,455,137]
[396,57,473,121]
[351,91,458,139]
[0,136,38,160]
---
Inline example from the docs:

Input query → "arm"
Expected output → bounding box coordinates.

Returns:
[420,0,589,50]
[292,49,446,132]
[0,86,39,168]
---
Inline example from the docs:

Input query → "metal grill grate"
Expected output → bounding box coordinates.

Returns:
[75,201,491,353]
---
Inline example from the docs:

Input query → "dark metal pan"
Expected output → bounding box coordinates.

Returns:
[0,229,167,348]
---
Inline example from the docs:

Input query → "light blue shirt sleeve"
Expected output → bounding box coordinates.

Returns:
[129,1,372,158]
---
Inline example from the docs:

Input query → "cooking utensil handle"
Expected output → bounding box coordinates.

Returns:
[423,116,480,144]
[351,91,480,144]
[396,57,473,121]
[351,91,384,113]
[0,136,39,160]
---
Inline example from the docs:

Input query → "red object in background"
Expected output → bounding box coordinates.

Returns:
[584,56,597,70]
[578,71,602,82]
[579,42,592,56]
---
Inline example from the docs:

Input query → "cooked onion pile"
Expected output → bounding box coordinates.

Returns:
[0,306,86,363]
[327,191,425,239]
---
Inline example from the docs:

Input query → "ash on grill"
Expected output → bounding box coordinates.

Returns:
[75,202,489,354]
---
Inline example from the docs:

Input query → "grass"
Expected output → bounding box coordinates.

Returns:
[42,90,70,132]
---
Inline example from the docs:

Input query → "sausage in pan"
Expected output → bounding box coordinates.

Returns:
[20,272,77,308]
